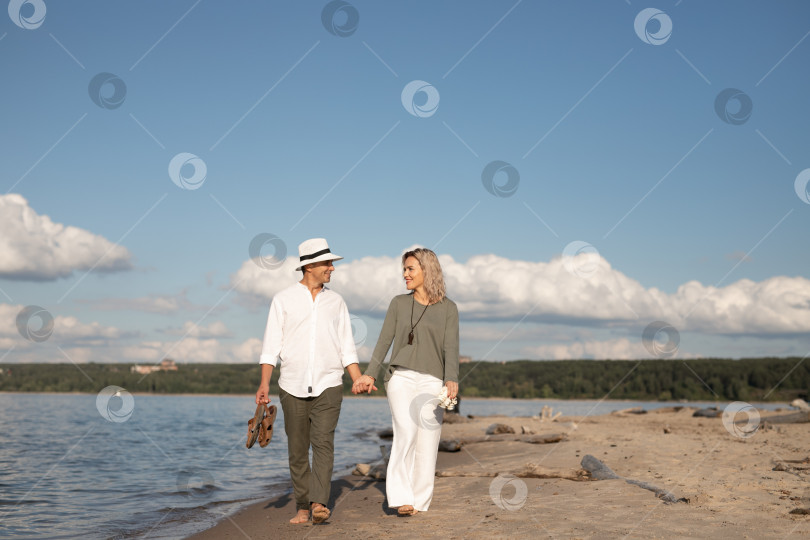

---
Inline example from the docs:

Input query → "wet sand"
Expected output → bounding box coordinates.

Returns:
[187,406,810,539]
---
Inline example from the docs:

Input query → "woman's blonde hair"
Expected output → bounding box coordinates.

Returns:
[402,248,446,304]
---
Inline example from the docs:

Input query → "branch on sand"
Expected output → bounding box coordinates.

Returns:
[436,463,588,481]
[762,411,810,424]
[581,454,687,504]
[438,432,567,452]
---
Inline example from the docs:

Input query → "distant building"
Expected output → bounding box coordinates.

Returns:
[159,359,178,371]
[459,355,472,364]
[130,359,178,374]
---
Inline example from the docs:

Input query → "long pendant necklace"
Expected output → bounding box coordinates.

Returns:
[408,294,429,345]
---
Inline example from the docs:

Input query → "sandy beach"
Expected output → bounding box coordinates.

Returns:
[188,405,810,539]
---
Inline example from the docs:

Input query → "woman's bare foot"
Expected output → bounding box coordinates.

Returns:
[289,509,309,524]
[397,505,418,516]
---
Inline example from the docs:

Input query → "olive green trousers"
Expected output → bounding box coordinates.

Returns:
[278,385,343,510]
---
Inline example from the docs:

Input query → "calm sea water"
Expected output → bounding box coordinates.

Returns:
[0,394,782,539]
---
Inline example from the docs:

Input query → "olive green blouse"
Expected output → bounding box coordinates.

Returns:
[364,293,459,384]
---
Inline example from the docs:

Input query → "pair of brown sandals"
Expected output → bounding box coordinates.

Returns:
[246,403,277,449]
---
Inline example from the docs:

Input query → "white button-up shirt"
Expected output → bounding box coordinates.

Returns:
[260,282,358,398]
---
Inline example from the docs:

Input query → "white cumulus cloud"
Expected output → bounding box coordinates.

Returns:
[1,303,261,363]
[125,336,260,364]
[231,251,810,336]
[1,303,131,360]
[161,320,233,339]
[0,194,132,281]
[1,303,126,341]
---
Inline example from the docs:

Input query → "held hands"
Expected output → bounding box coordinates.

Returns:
[351,375,378,394]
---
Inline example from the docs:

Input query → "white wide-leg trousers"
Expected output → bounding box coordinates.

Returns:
[385,367,444,512]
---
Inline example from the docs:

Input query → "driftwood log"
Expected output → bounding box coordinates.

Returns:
[442,413,471,424]
[436,463,588,481]
[353,462,386,479]
[773,457,810,477]
[611,407,647,416]
[486,423,516,435]
[791,399,810,411]
[762,411,810,424]
[513,463,589,481]
[438,433,567,452]
[581,454,619,480]
[539,405,563,422]
[581,455,686,504]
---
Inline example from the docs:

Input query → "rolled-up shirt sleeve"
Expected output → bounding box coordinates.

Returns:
[259,298,284,366]
[338,300,359,367]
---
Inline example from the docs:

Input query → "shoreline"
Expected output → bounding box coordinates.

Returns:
[185,406,810,539]
[0,391,792,406]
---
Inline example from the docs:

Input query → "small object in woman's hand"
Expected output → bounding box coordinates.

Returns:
[437,386,458,411]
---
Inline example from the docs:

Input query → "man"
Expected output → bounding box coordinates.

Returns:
[255,238,372,524]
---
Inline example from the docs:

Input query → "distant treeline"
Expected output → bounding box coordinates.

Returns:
[0,358,807,401]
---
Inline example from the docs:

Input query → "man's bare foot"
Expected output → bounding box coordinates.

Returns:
[311,503,331,523]
[289,509,309,524]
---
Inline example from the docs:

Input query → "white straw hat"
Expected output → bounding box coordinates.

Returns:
[294,238,343,271]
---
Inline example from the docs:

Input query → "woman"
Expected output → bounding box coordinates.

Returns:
[352,248,459,516]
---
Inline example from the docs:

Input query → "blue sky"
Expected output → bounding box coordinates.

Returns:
[2,0,810,365]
